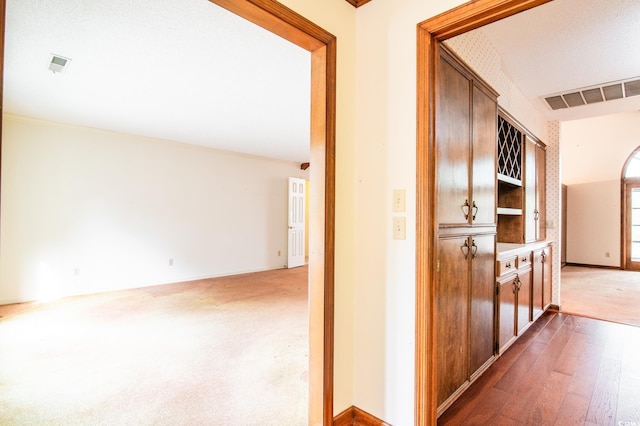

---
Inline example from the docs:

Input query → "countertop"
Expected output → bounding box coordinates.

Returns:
[497,240,553,258]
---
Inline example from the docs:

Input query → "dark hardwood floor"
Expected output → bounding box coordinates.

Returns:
[439,311,640,425]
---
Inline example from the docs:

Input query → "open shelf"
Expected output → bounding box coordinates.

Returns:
[497,173,522,187]
[497,207,522,216]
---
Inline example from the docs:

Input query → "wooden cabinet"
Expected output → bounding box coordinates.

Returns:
[525,136,546,243]
[497,252,532,353]
[436,46,497,228]
[516,265,532,335]
[497,242,552,353]
[435,45,498,415]
[497,110,546,244]
[472,85,499,226]
[532,245,553,320]
[497,272,517,353]
[437,233,496,411]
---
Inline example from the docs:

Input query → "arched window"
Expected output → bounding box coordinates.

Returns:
[621,147,640,270]
[625,150,640,178]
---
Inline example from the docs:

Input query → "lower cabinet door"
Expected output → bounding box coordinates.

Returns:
[436,236,470,408]
[516,268,532,335]
[532,249,545,320]
[469,234,496,378]
[542,246,552,309]
[498,274,517,353]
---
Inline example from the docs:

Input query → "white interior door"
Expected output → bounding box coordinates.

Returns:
[287,177,306,268]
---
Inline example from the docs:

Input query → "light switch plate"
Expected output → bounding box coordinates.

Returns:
[393,189,406,212]
[393,216,406,240]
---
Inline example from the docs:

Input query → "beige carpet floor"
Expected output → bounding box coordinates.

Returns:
[0,267,309,425]
[561,265,640,327]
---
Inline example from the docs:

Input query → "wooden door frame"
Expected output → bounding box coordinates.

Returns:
[621,147,640,271]
[415,0,552,423]
[0,0,336,424]
[621,180,640,270]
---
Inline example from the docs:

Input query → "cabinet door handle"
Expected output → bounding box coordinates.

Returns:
[516,277,522,291]
[541,251,547,263]
[512,277,518,294]
[461,199,470,220]
[471,240,478,259]
[534,209,539,220]
[472,201,478,221]
[461,240,470,259]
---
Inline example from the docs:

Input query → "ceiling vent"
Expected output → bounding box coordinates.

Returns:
[544,77,640,110]
[48,54,71,74]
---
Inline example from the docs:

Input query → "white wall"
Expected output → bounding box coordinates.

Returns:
[352,1,468,424]
[0,114,308,303]
[562,112,640,185]
[561,111,640,267]
[566,180,620,266]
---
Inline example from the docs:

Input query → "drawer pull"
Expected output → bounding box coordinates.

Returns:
[461,240,470,259]
[462,199,470,220]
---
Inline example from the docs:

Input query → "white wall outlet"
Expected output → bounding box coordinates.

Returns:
[393,189,406,213]
[393,216,406,240]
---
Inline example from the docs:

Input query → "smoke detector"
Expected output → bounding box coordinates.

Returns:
[48,54,71,74]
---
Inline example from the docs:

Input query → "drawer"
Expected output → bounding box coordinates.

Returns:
[517,252,532,269]
[497,256,517,277]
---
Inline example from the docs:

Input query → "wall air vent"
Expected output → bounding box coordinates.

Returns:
[48,54,71,74]
[544,76,640,110]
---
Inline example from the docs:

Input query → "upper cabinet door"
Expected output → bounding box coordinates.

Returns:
[471,84,497,226]
[436,53,471,226]
[536,144,546,241]
[525,136,546,242]
[524,136,538,242]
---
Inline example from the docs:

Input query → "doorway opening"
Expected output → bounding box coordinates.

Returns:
[416,1,554,423]
[0,0,336,423]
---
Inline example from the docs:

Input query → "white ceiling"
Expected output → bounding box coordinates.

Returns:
[3,0,311,163]
[478,0,640,121]
[4,0,640,161]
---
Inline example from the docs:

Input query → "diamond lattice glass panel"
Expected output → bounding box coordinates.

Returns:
[497,116,522,181]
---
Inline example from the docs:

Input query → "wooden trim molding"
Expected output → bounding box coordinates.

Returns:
[564,262,622,270]
[334,406,392,426]
[415,0,552,424]
[344,0,373,8]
